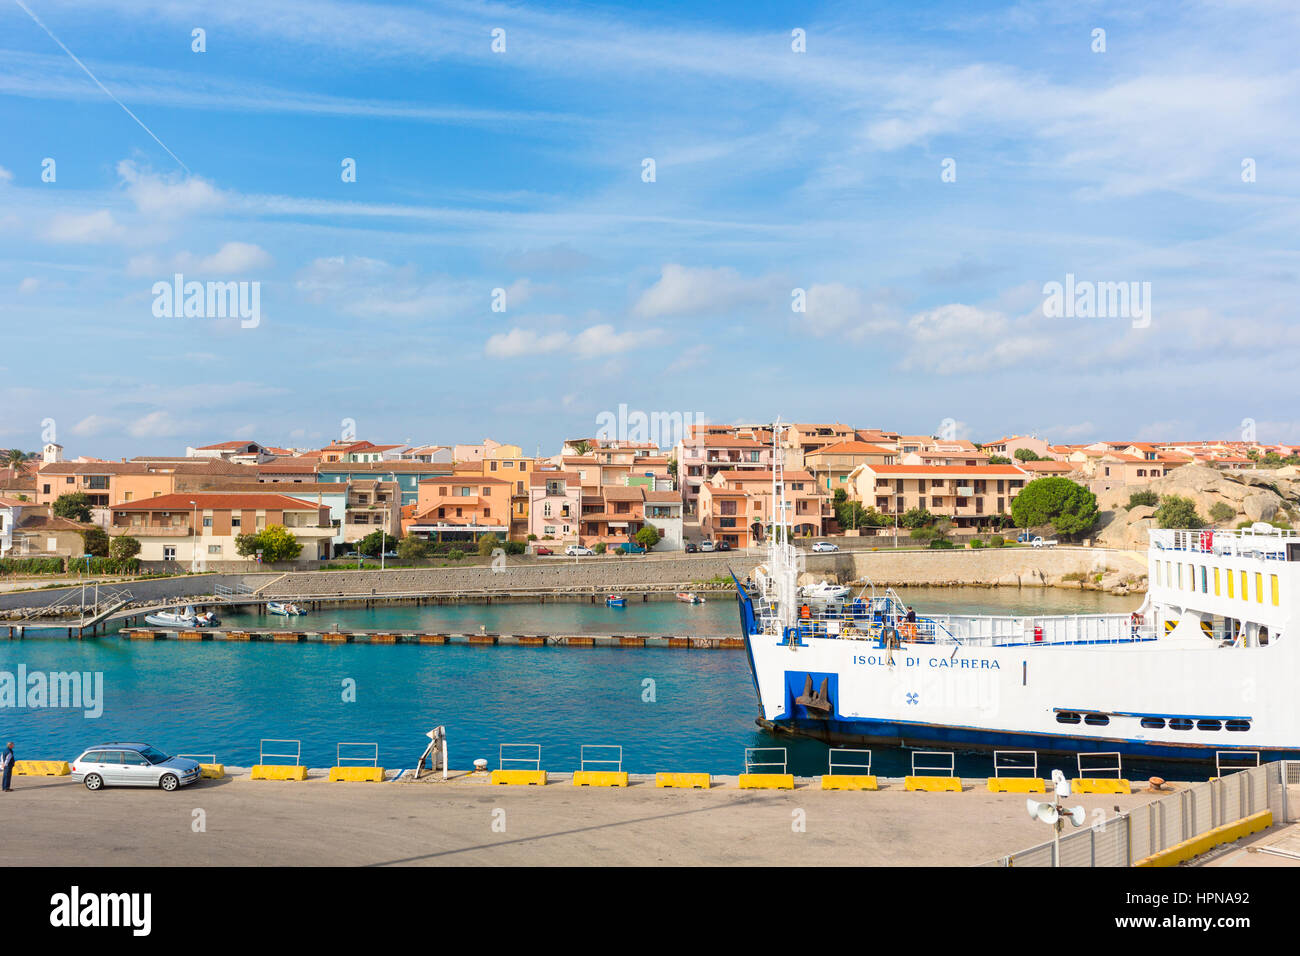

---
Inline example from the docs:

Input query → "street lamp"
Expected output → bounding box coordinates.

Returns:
[190,500,198,572]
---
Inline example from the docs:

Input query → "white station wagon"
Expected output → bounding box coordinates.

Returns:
[71,743,203,792]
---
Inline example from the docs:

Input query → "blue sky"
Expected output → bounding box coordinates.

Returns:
[1,0,1298,457]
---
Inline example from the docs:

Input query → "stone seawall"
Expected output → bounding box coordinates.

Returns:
[258,547,1148,599]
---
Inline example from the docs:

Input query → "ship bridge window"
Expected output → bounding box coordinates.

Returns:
[1226,720,1251,732]
[1140,717,1166,730]
[1168,718,1194,731]
[1196,719,1222,732]
[1055,711,1081,724]
[1083,713,1110,726]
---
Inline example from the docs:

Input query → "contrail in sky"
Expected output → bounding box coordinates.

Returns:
[13,0,191,173]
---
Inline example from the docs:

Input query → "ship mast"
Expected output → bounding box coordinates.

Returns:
[768,420,798,636]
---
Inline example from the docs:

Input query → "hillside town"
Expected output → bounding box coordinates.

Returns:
[2,424,1297,571]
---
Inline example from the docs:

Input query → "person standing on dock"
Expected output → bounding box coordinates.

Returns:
[1,742,13,792]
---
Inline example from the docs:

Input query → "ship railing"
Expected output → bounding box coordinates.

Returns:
[753,608,1157,645]
[1150,527,1295,562]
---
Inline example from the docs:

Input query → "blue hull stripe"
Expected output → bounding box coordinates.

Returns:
[761,716,1299,763]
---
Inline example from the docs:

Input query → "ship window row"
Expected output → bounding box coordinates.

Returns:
[1157,560,1279,606]
[1056,712,1250,732]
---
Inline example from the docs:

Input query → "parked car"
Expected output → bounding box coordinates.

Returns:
[617,540,646,554]
[811,541,839,552]
[565,545,594,556]
[1031,537,1057,548]
[715,540,731,552]
[698,540,716,552]
[534,546,554,556]
[72,743,202,792]
[684,542,698,553]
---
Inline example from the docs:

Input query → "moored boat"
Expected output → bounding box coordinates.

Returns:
[676,592,705,604]
[736,422,1300,763]
[267,601,306,616]
[605,594,626,607]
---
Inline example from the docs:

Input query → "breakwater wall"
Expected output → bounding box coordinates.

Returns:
[257,547,1147,599]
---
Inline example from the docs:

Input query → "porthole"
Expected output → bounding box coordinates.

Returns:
[1169,717,1193,731]
[1084,713,1110,726]
[1140,717,1166,729]
[1056,711,1081,724]
[1225,720,1251,733]
[1197,719,1222,732]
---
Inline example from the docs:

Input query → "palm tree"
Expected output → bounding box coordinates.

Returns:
[4,448,26,470]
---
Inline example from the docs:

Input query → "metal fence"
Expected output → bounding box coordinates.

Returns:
[984,760,1289,867]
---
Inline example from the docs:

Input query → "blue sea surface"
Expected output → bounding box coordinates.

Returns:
[0,586,1188,779]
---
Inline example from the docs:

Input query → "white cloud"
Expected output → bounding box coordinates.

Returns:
[117,160,222,219]
[485,327,569,358]
[0,166,12,185]
[71,414,121,436]
[127,241,273,277]
[44,209,122,243]
[127,410,194,438]
[633,264,776,319]
[18,277,40,294]
[574,323,644,358]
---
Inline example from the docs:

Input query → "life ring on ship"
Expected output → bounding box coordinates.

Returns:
[900,622,917,640]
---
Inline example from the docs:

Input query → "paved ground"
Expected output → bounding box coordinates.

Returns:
[1203,822,1300,867]
[2,771,1161,866]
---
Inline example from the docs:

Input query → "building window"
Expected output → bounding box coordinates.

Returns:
[207,545,221,554]
[203,516,213,528]
[232,517,241,528]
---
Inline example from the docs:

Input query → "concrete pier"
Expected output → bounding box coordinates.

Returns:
[0,771,1161,867]
[112,626,742,647]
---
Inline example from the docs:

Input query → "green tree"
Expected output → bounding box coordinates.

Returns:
[53,492,92,522]
[1010,477,1099,539]
[900,507,934,529]
[397,536,429,561]
[357,530,387,556]
[635,524,660,550]
[571,440,592,455]
[235,525,303,562]
[477,532,501,557]
[1209,502,1236,524]
[79,526,110,556]
[109,535,141,560]
[1013,448,1043,462]
[1154,495,1204,530]
[1126,490,1158,510]
[5,448,27,470]
[987,455,1012,465]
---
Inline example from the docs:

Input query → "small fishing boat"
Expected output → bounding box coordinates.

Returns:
[144,605,218,628]
[798,581,851,602]
[676,592,705,604]
[605,594,626,608]
[267,601,306,616]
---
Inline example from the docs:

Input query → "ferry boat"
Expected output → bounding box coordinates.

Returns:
[735,424,1300,763]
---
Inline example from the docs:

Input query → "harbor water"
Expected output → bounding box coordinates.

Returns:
[0,585,1202,779]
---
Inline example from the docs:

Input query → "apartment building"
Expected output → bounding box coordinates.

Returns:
[805,440,897,494]
[697,469,828,548]
[341,480,403,541]
[185,440,276,464]
[847,463,1027,529]
[981,435,1054,460]
[316,461,453,507]
[783,423,859,469]
[108,492,335,566]
[528,470,582,543]
[407,475,512,543]
[36,459,252,518]
[676,435,772,513]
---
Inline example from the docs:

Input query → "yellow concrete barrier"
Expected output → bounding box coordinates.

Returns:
[14,760,70,776]
[328,766,386,783]
[197,764,225,779]
[1072,778,1131,794]
[249,765,308,781]
[573,770,628,787]
[905,776,962,792]
[1134,810,1272,867]
[655,772,710,789]
[821,774,878,791]
[738,773,795,790]
[490,769,547,786]
[987,777,1046,793]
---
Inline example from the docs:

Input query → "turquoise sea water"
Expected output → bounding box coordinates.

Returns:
[0,586,1192,779]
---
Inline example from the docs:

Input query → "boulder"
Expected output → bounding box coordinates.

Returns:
[1242,492,1279,523]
